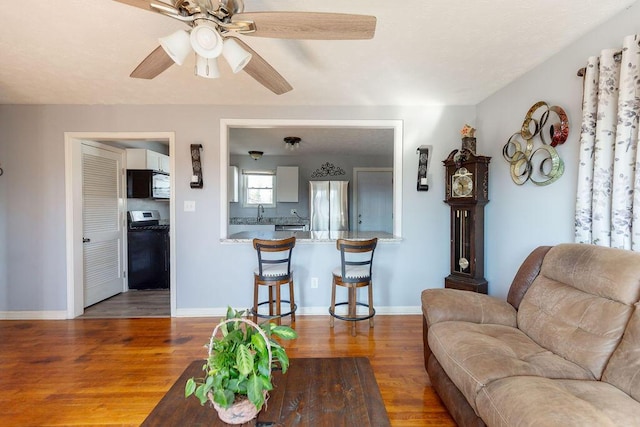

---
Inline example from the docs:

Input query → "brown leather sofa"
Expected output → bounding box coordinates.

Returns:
[422,244,640,426]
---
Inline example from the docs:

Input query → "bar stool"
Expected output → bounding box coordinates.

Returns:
[250,236,297,325]
[329,238,378,336]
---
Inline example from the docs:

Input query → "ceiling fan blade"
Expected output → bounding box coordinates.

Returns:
[113,0,153,12]
[229,37,292,95]
[232,12,376,40]
[130,46,175,79]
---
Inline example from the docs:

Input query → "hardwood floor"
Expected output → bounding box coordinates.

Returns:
[0,315,455,426]
[81,290,170,318]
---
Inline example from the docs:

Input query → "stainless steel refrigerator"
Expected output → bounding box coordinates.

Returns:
[309,181,349,231]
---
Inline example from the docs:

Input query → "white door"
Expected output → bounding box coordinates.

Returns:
[354,169,393,233]
[82,143,126,307]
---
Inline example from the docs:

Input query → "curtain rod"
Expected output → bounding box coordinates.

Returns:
[577,51,622,77]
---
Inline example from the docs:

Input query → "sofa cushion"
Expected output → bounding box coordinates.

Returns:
[602,303,640,401]
[476,376,640,427]
[517,243,640,379]
[428,321,593,413]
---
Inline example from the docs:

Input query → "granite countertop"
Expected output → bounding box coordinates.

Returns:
[224,230,400,243]
[229,216,309,226]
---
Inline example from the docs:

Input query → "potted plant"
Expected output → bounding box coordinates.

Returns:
[185,307,297,424]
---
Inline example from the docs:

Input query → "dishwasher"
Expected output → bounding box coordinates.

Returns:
[275,224,308,231]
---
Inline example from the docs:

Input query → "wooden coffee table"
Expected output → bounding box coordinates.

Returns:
[141,357,390,426]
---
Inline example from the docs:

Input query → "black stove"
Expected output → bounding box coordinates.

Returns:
[127,210,170,290]
[129,224,170,231]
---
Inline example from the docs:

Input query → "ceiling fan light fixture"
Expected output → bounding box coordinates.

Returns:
[222,38,252,73]
[159,29,192,65]
[195,55,220,79]
[190,23,224,58]
[248,150,263,160]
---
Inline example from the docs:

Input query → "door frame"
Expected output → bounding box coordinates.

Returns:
[64,132,176,319]
[352,167,393,232]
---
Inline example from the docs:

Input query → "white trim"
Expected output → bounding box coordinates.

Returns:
[64,132,177,319]
[220,119,403,239]
[175,305,421,317]
[1,307,421,319]
[0,311,67,320]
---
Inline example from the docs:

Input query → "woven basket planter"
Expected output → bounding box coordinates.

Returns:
[207,318,272,425]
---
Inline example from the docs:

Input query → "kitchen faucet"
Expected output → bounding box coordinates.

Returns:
[257,204,264,222]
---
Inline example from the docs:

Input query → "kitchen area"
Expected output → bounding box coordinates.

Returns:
[125,147,171,291]
[82,143,171,318]
[226,127,397,243]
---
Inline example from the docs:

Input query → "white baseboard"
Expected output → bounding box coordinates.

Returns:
[0,307,422,320]
[0,311,67,320]
[175,306,422,318]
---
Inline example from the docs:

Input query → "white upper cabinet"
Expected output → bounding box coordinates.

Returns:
[126,148,170,174]
[276,166,299,202]
[228,166,239,203]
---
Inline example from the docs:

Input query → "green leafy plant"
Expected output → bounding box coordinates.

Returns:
[185,307,297,411]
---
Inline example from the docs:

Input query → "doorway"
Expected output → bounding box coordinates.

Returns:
[64,132,176,319]
[353,168,393,233]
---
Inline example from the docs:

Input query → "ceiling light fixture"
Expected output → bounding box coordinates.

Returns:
[159,29,192,65]
[195,55,220,78]
[284,136,301,151]
[158,22,252,79]
[249,150,263,160]
[222,38,253,73]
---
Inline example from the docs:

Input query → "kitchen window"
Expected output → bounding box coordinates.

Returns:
[243,170,276,207]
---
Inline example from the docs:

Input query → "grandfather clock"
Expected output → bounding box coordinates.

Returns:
[443,148,490,293]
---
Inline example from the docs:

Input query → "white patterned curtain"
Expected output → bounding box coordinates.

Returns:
[575,35,640,249]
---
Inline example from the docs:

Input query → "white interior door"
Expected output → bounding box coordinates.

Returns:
[354,169,393,233]
[82,143,125,307]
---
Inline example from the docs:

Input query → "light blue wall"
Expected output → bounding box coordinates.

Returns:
[0,104,475,315]
[477,2,640,298]
[4,3,637,316]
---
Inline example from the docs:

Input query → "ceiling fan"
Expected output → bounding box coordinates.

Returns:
[115,0,377,95]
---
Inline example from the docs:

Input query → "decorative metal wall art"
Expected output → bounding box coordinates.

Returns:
[416,145,432,191]
[190,143,203,188]
[311,162,345,178]
[503,101,569,186]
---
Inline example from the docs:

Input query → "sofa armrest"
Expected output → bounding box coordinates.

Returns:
[421,289,517,370]
[506,246,552,309]
[421,288,517,329]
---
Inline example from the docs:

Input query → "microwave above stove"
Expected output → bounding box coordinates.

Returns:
[127,170,170,199]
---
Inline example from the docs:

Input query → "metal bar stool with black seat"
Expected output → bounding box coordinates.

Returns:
[329,238,378,336]
[250,236,297,325]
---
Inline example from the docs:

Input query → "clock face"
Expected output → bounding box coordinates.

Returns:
[452,168,473,197]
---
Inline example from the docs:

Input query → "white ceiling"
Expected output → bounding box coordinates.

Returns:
[229,126,394,156]
[0,0,635,106]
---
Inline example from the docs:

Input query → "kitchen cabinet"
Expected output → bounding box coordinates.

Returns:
[228,224,276,235]
[276,166,299,202]
[228,166,239,203]
[127,148,170,174]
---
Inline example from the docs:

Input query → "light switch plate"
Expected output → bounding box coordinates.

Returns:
[184,201,196,212]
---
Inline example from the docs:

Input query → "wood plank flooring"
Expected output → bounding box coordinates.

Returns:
[0,315,455,426]
[81,290,170,318]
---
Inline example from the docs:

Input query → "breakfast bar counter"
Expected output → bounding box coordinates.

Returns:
[224,230,400,243]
